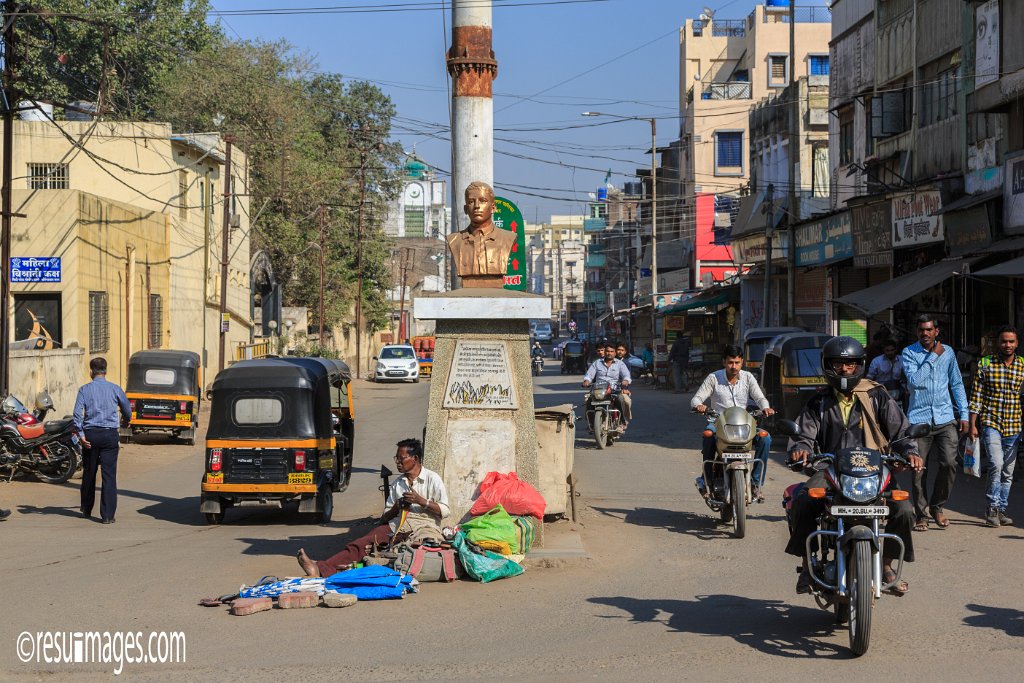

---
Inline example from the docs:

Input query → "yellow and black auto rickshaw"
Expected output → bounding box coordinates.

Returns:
[199,357,354,525]
[742,326,803,379]
[761,332,832,425]
[560,340,586,374]
[122,350,202,445]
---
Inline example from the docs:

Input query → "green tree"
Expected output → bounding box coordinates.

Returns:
[16,0,220,118]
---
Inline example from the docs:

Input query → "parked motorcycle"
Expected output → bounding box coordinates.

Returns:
[777,419,928,656]
[584,379,625,450]
[532,355,544,376]
[0,394,82,485]
[694,407,766,538]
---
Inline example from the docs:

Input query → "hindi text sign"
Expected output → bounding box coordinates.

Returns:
[444,340,518,410]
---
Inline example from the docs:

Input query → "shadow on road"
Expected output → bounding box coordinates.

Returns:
[235,516,375,558]
[963,604,1024,637]
[16,504,90,520]
[591,505,785,541]
[589,594,849,659]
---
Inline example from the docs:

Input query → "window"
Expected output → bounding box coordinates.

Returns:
[809,55,830,76]
[404,208,425,236]
[178,170,188,219]
[13,293,61,347]
[920,67,961,126]
[88,291,109,352]
[148,294,163,348]
[768,55,788,87]
[234,397,283,425]
[28,163,69,189]
[144,369,176,386]
[839,109,854,166]
[715,131,743,173]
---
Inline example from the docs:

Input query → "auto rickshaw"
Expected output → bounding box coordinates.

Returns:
[743,326,803,380]
[560,340,586,374]
[122,350,202,445]
[761,332,832,426]
[199,356,354,525]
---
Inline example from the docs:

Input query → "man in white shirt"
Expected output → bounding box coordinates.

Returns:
[297,438,449,577]
[691,345,776,498]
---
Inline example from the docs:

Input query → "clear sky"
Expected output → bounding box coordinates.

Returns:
[208,0,828,223]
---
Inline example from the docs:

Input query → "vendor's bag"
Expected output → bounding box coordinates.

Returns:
[469,471,546,519]
[452,531,524,583]
[460,504,519,554]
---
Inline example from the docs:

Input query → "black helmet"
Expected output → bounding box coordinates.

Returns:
[821,336,865,392]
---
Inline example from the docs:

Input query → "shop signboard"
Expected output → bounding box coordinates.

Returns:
[892,190,944,248]
[851,200,892,267]
[10,257,61,283]
[1005,154,1024,235]
[945,205,992,256]
[794,212,853,266]
[731,231,787,264]
[975,0,1000,87]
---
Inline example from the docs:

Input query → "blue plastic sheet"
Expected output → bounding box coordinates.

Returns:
[324,565,417,600]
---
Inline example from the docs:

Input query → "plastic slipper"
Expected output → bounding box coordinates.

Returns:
[882,569,909,596]
[913,519,928,532]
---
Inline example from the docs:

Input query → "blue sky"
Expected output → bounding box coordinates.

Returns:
[209,0,827,222]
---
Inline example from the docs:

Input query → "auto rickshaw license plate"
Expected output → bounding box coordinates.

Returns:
[206,473,223,483]
[176,413,190,421]
[288,473,314,484]
[318,457,334,469]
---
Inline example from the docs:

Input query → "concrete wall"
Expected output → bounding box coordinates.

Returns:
[9,348,87,416]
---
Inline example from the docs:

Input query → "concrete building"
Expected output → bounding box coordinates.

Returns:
[523,215,588,321]
[668,3,831,289]
[6,120,252,385]
[382,157,449,239]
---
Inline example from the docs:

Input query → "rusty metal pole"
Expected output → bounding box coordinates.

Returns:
[355,154,365,378]
[447,0,496,236]
[217,137,233,372]
[0,2,15,395]
[318,205,325,343]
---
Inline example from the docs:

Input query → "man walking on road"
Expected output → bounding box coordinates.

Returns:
[668,334,691,393]
[969,325,1024,527]
[74,357,132,524]
[902,315,969,531]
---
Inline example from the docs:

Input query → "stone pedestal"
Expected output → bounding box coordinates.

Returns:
[414,289,551,524]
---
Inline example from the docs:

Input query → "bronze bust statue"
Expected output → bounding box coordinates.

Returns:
[446,181,516,288]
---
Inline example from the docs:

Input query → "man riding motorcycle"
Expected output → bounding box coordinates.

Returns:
[691,344,775,500]
[532,341,545,364]
[787,336,923,595]
[583,341,632,428]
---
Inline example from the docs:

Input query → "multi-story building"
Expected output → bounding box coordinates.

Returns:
[7,118,252,385]
[523,215,588,321]
[382,156,449,239]
[667,3,831,290]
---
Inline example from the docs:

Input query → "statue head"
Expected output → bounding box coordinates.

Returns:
[463,181,495,231]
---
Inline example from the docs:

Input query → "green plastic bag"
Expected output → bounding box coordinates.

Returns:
[452,532,525,583]
[460,504,520,553]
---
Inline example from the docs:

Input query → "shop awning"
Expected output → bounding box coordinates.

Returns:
[936,189,1001,214]
[974,255,1024,278]
[833,258,976,316]
[660,285,738,315]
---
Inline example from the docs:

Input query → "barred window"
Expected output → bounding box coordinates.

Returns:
[28,163,69,189]
[148,294,163,349]
[178,170,188,219]
[88,291,109,352]
[768,55,788,87]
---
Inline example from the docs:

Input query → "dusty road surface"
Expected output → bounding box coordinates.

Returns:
[0,363,1021,680]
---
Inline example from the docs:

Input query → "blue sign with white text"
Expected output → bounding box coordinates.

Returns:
[11,257,61,283]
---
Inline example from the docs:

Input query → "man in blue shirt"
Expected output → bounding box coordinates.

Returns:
[902,315,969,531]
[583,340,632,426]
[74,357,132,524]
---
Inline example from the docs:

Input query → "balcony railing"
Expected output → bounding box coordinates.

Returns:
[692,18,747,37]
[702,81,752,100]
[763,6,831,24]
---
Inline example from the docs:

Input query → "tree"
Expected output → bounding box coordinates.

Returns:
[16,0,220,119]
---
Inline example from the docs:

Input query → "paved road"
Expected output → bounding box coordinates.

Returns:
[0,363,1021,680]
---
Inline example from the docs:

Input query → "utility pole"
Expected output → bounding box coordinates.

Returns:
[317,204,326,343]
[355,151,366,378]
[649,117,659,349]
[217,136,233,372]
[397,247,412,342]
[0,1,15,395]
[786,0,797,325]
[763,183,775,328]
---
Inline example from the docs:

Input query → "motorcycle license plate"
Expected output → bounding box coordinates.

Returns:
[71,433,80,445]
[723,452,754,460]
[831,506,888,517]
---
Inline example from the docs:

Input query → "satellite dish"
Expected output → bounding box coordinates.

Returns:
[703,6,714,20]
[699,13,708,21]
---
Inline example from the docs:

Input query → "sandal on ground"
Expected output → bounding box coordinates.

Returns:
[796,569,813,594]
[913,518,928,532]
[882,568,909,596]
[931,508,950,528]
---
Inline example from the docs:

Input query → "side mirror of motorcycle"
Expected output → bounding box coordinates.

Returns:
[774,419,801,437]
[906,423,930,439]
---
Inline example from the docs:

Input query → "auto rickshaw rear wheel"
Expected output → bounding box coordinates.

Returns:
[205,512,225,525]
[314,486,334,524]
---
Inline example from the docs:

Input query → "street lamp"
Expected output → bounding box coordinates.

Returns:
[582,111,659,348]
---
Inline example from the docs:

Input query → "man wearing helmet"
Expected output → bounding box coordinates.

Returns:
[786,336,923,595]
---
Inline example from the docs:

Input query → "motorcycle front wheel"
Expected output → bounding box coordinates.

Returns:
[35,444,80,484]
[593,409,607,450]
[730,472,746,539]
[848,539,874,656]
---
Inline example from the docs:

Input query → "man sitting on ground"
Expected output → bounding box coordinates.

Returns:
[297,438,449,577]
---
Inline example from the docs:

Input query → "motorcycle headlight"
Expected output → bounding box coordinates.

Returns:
[840,475,880,503]
[721,424,751,442]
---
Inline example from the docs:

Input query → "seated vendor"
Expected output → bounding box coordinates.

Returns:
[297,438,450,577]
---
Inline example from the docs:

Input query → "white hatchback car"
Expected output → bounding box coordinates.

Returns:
[374,344,420,383]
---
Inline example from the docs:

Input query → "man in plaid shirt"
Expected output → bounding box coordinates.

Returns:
[969,325,1024,527]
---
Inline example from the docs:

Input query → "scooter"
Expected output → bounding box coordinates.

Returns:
[777,419,928,656]
[584,380,625,449]
[694,407,766,539]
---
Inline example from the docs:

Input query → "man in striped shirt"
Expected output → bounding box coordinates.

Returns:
[969,325,1024,527]
[73,357,131,524]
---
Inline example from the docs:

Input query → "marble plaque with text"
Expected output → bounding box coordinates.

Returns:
[443,340,518,410]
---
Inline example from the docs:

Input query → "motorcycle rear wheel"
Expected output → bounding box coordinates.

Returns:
[848,540,874,656]
[35,445,80,485]
[730,473,746,539]
[593,409,607,450]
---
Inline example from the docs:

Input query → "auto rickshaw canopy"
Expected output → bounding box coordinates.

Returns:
[126,350,201,396]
